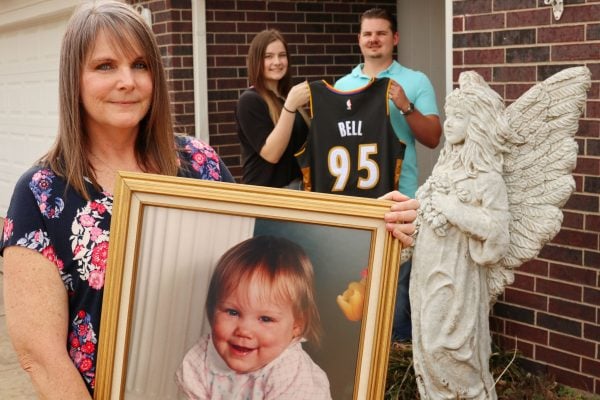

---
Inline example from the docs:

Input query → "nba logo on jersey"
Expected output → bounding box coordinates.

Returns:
[346,99,352,110]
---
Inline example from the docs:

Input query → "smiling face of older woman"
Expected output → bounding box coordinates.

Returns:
[80,29,153,137]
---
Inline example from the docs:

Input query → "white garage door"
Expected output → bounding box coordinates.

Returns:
[0,1,79,215]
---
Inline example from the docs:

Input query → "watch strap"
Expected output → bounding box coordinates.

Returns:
[400,102,414,115]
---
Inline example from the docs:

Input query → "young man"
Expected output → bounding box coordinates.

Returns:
[335,8,442,343]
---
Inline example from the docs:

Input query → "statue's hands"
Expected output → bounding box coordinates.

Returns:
[428,191,455,232]
[430,191,449,215]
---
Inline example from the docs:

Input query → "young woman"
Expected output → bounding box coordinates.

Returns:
[236,29,310,188]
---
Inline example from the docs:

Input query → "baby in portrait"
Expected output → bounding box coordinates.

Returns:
[176,235,331,400]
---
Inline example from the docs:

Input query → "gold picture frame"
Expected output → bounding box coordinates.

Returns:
[95,172,400,400]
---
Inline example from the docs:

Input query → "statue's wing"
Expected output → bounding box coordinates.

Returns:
[487,66,590,299]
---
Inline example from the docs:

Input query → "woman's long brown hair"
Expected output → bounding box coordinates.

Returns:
[42,0,179,199]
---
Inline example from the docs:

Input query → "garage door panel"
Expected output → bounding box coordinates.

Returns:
[0,12,67,213]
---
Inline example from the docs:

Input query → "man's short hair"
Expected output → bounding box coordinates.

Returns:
[360,8,397,33]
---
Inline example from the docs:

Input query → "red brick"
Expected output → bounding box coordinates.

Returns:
[564,193,600,213]
[504,287,548,311]
[537,312,582,336]
[538,25,585,43]
[583,323,600,342]
[536,345,581,370]
[550,332,596,357]
[490,316,504,333]
[549,263,597,286]
[588,101,600,119]
[465,13,505,30]
[577,120,599,138]
[536,278,582,302]
[588,23,600,41]
[495,333,536,358]
[552,43,600,62]
[582,358,600,381]
[590,83,600,100]
[515,339,534,358]
[552,229,598,250]
[453,50,464,65]
[453,32,492,48]
[562,211,585,230]
[512,273,534,291]
[453,16,464,32]
[464,48,504,64]
[506,46,550,63]
[506,9,551,27]
[453,0,493,15]
[519,259,549,276]
[584,251,600,268]
[210,133,239,146]
[583,287,600,307]
[585,215,600,233]
[553,4,600,24]
[323,3,351,13]
[506,321,548,344]
[538,244,583,266]
[549,298,597,322]
[493,28,535,45]
[493,65,536,81]
[493,302,535,324]
[573,174,584,192]
[546,365,595,393]
[494,334,515,349]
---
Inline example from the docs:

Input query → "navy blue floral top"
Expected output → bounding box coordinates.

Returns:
[0,135,234,394]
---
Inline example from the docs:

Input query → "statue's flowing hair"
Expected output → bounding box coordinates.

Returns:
[437,72,511,178]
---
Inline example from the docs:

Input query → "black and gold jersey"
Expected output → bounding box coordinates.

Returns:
[295,78,405,198]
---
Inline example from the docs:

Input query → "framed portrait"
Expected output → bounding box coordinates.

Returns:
[95,172,401,400]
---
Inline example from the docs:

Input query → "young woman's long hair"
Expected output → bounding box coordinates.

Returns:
[247,29,310,126]
[43,0,179,199]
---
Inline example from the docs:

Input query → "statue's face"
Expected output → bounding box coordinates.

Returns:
[443,105,469,145]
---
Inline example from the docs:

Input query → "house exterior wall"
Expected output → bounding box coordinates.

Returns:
[452,0,599,395]
[129,0,197,137]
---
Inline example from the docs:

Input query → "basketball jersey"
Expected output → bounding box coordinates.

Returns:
[295,78,405,198]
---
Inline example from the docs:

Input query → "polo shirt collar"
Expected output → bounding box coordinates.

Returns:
[352,60,403,79]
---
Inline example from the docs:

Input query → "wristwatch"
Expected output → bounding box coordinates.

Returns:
[400,102,414,115]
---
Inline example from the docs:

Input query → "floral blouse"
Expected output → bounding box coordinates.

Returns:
[0,135,234,395]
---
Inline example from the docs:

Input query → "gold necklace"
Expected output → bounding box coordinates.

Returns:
[89,152,144,175]
[89,153,122,175]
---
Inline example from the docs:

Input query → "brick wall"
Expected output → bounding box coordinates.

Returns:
[130,0,197,136]
[453,0,600,395]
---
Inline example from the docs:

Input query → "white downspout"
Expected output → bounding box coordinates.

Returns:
[191,0,209,143]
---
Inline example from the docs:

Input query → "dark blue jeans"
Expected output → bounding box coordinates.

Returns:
[392,259,412,342]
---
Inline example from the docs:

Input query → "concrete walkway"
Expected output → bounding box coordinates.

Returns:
[0,241,37,398]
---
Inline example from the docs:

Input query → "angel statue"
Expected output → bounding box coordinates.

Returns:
[410,66,591,400]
